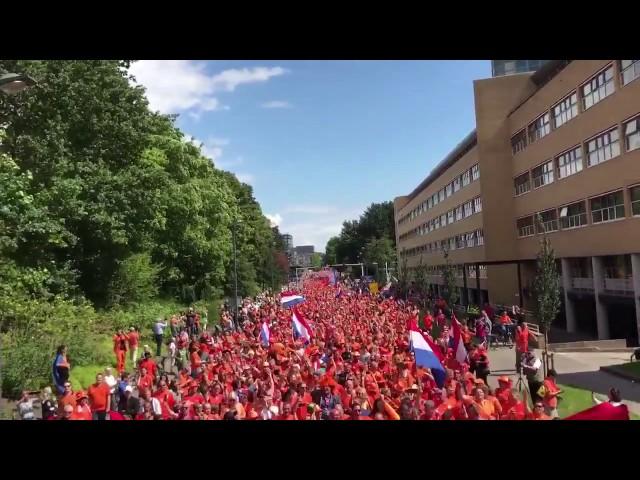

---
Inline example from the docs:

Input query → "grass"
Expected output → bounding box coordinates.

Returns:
[557,384,640,420]
[615,362,640,379]
[69,337,117,390]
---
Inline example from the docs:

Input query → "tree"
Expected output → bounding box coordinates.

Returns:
[533,214,561,375]
[311,253,323,268]
[324,237,340,265]
[396,249,410,300]
[108,253,161,308]
[413,255,430,308]
[441,248,459,309]
[362,237,395,283]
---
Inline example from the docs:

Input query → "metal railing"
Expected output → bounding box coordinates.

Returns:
[603,278,634,292]
[515,182,530,196]
[560,213,587,229]
[572,277,594,290]
[541,219,558,233]
[518,224,535,237]
[591,205,624,223]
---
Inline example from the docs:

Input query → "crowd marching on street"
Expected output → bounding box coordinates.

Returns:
[15,269,630,421]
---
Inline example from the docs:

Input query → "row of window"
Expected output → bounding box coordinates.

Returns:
[399,164,480,225]
[408,264,488,278]
[399,196,483,241]
[517,186,640,238]
[511,60,639,155]
[400,229,485,257]
[513,114,640,196]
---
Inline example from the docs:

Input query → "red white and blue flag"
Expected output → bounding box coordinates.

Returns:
[292,307,313,343]
[280,290,305,308]
[408,325,446,388]
[451,316,468,364]
[260,321,271,347]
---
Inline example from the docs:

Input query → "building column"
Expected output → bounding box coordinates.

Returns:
[631,254,640,345]
[560,258,577,334]
[591,256,610,340]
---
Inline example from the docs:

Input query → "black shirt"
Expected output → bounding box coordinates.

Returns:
[42,399,56,420]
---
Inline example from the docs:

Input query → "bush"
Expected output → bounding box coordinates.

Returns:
[108,253,161,308]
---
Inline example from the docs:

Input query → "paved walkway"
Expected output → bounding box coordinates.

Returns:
[487,347,640,415]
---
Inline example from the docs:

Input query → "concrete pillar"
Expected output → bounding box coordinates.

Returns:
[560,258,577,333]
[631,254,640,345]
[591,256,610,340]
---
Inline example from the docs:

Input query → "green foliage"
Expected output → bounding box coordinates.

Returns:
[396,249,410,298]
[413,256,429,303]
[311,252,324,268]
[108,253,161,307]
[441,248,459,307]
[533,232,561,333]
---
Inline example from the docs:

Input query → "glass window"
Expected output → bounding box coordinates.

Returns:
[511,130,527,155]
[539,209,558,233]
[432,193,439,206]
[466,232,475,248]
[434,216,440,229]
[586,128,620,167]
[449,237,456,251]
[456,235,465,250]
[621,60,640,86]
[453,177,461,192]
[528,112,551,142]
[476,229,484,246]
[582,65,615,110]
[630,186,640,216]
[462,170,471,187]
[445,183,453,197]
[552,92,578,128]
[440,214,447,227]
[559,201,587,229]
[447,210,454,224]
[532,161,554,188]
[474,197,482,213]
[556,146,583,179]
[464,200,473,218]
[471,164,480,181]
[439,189,445,202]
[514,172,531,195]
[517,216,535,237]
[591,190,625,223]
[455,206,463,221]
[624,117,640,152]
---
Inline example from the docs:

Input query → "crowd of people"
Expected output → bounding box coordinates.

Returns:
[14,273,630,420]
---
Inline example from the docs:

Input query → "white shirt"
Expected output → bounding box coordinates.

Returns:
[104,374,117,394]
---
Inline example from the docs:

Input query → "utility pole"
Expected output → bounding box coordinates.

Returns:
[232,221,239,330]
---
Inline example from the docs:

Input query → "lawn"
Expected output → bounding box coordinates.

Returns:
[615,362,640,379]
[558,384,640,420]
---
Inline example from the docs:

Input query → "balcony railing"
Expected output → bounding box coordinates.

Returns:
[604,278,634,293]
[560,213,587,229]
[572,277,594,290]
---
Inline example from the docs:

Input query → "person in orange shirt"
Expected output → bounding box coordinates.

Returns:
[515,319,536,372]
[465,387,496,420]
[73,391,93,420]
[113,330,128,375]
[528,401,553,420]
[541,369,563,419]
[127,327,140,366]
[495,376,515,412]
[58,381,76,416]
[87,373,111,420]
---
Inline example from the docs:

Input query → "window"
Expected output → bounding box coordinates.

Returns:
[474,197,482,213]
[462,170,471,187]
[455,206,463,221]
[556,146,583,179]
[471,164,480,181]
[439,189,445,202]
[559,201,587,229]
[447,210,454,224]
[514,172,531,196]
[432,193,439,206]
[511,130,527,154]
[476,229,484,246]
[539,209,558,233]
[456,235,465,250]
[440,214,447,227]
[445,183,453,197]
[630,186,640,216]
[449,237,456,251]
[528,113,551,142]
[434,216,440,230]
[582,65,615,110]
[517,216,535,237]
[466,232,476,248]
[621,60,640,86]
[624,116,640,152]
[591,190,625,223]
[586,128,620,167]
[453,177,461,192]
[532,161,554,188]
[427,197,432,209]
[552,92,578,128]
[464,200,473,218]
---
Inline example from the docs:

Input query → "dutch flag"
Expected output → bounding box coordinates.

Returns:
[260,321,270,347]
[451,316,468,364]
[409,327,446,388]
[280,290,305,308]
[291,307,313,343]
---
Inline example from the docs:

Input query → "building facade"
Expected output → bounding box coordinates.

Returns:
[491,60,550,77]
[292,245,315,267]
[282,233,293,255]
[394,60,640,345]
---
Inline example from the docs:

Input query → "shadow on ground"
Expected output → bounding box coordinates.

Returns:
[557,370,640,403]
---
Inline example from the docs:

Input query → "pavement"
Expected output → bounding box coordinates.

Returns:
[487,347,640,416]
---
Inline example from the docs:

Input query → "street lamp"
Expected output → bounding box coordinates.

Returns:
[231,219,241,330]
[0,73,36,95]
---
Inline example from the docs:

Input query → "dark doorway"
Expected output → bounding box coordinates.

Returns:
[573,297,598,337]
[606,303,638,347]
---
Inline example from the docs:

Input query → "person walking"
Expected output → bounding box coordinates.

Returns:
[515,319,535,373]
[152,318,167,357]
[127,327,140,366]
[87,373,111,420]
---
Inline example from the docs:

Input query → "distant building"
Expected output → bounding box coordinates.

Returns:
[491,60,550,77]
[282,233,293,254]
[293,245,315,267]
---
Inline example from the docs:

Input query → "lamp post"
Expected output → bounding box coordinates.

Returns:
[0,71,35,405]
[232,220,240,330]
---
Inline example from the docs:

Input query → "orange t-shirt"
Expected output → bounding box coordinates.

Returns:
[87,383,110,412]
[58,393,77,415]
[72,405,93,420]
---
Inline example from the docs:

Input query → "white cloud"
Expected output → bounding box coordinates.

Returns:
[261,100,292,109]
[129,61,286,115]
[265,213,283,227]
[184,134,227,163]
[236,173,255,185]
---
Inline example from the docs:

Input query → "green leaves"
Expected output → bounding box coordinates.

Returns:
[534,236,561,331]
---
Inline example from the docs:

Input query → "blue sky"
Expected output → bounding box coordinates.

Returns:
[130,60,491,251]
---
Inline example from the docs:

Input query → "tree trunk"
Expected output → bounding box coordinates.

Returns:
[543,327,549,378]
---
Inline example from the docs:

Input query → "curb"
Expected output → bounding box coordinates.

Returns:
[600,365,640,382]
